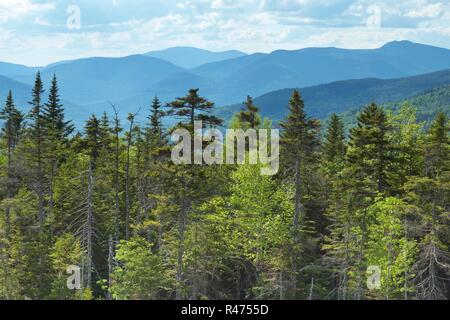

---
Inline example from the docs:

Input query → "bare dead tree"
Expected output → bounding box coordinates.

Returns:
[111,104,122,243]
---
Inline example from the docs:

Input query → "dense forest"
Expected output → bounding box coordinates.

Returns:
[0,72,449,300]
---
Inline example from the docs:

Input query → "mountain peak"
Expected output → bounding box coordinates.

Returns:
[144,47,247,69]
[380,40,448,51]
[382,40,415,48]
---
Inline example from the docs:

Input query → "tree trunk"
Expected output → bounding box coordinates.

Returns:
[107,235,114,300]
[176,198,188,300]
[112,107,121,242]
[355,213,367,300]
[86,162,94,289]
[125,117,134,240]
[290,156,304,297]
[308,277,315,300]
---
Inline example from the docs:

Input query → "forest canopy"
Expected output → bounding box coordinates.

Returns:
[0,73,449,300]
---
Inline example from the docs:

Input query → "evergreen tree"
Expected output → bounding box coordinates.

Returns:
[236,96,261,129]
[324,114,346,163]
[43,74,74,214]
[28,71,47,229]
[425,112,450,177]
[167,88,222,132]
[43,74,74,142]
[166,89,223,299]
[338,103,397,299]
[149,96,163,139]
[347,103,395,195]
[1,90,23,235]
[0,91,23,299]
[84,115,102,165]
[405,112,450,300]
[279,90,320,298]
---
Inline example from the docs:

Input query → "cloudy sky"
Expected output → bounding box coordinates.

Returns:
[0,0,449,66]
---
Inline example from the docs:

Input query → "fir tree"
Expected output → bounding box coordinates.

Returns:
[236,95,261,129]
[406,112,450,300]
[280,90,320,298]
[0,91,23,298]
[324,114,346,163]
[28,71,46,229]
[347,103,395,195]
[43,74,74,213]
[84,115,102,165]
[167,88,222,132]
[43,74,74,142]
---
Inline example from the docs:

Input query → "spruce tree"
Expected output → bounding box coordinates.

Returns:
[149,96,163,139]
[0,91,23,298]
[406,112,450,300]
[43,74,74,213]
[84,115,102,164]
[1,90,23,235]
[167,88,222,132]
[167,89,223,299]
[236,95,261,129]
[280,89,320,298]
[43,74,74,142]
[28,71,46,229]
[324,114,346,163]
[280,90,320,230]
[347,103,395,195]
[426,112,450,177]
[345,103,397,299]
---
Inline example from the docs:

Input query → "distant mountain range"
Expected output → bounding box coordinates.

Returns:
[0,75,32,108]
[0,62,40,80]
[216,69,450,123]
[144,47,247,69]
[0,41,450,127]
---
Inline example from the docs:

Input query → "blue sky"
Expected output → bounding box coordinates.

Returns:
[0,0,449,66]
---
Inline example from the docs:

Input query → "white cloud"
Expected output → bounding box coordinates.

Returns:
[405,2,444,18]
[0,0,54,23]
[0,0,449,65]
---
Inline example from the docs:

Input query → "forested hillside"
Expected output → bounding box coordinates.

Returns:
[217,69,450,123]
[0,73,449,300]
[341,86,450,130]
